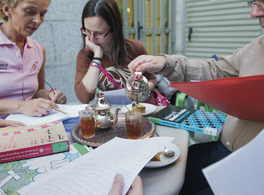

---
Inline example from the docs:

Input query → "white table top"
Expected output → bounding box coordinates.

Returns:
[67,104,189,195]
[115,105,189,195]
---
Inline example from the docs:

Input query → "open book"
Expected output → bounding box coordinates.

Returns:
[5,104,87,126]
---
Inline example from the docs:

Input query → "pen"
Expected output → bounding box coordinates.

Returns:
[51,106,69,115]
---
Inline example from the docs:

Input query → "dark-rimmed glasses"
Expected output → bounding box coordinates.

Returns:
[80,26,111,39]
[248,0,264,11]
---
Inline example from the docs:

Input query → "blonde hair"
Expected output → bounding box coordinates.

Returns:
[0,0,51,21]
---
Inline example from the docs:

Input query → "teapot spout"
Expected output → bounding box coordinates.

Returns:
[111,108,121,125]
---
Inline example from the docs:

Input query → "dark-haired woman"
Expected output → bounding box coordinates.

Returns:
[74,0,156,103]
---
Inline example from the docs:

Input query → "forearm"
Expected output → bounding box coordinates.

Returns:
[75,47,102,103]
[82,66,100,93]
[148,79,157,91]
[158,54,238,82]
[0,100,23,115]
[74,81,96,103]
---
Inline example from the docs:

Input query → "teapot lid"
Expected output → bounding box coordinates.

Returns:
[126,72,148,93]
[92,91,112,110]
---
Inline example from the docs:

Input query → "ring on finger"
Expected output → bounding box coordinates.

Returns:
[43,108,49,112]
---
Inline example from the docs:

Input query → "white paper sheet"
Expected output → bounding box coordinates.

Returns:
[102,88,131,104]
[6,104,87,126]
[202,129,264,195]
[18,137,175,195]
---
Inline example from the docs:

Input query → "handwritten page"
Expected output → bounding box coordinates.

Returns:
[6,104,87,126]
[202,129,264,195]
[170,75,264,121]
[18,137,174,195]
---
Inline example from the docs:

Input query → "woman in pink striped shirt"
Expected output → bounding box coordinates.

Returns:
[0,0,67,127]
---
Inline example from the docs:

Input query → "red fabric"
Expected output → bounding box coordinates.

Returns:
[170,75,264,121]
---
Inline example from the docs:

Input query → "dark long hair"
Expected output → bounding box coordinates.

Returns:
[81,0,127,68]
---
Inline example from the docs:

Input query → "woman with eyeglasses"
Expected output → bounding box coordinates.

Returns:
[74,0,157,103]
[0,0,67,127]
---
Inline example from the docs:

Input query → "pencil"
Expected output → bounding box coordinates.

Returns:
[51,106,68,115]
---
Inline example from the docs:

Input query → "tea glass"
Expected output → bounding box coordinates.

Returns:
[78,108,95,138]
[125,110,142,139]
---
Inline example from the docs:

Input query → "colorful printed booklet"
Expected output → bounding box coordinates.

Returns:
[0,121,69,164]
[149,105,226,136]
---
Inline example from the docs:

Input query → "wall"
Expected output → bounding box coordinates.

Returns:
[175,0,186,55]
[31,0,89,103]
[185,0,261,60]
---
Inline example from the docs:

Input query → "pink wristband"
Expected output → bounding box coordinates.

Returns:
[49,88,56,93]
[90,64,100,69]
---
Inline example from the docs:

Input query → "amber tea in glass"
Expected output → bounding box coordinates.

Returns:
[125,110,142,139]
[78,108,95,138]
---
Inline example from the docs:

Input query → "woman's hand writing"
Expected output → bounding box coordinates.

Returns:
[18,98,57,117]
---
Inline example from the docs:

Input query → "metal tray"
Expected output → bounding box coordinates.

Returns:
[70,115,156,147]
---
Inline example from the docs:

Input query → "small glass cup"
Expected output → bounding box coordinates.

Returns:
[78,108,95,138]
[125,110,142,139]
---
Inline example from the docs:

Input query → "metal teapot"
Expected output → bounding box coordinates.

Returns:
[125,72,150,104]
[91,91,120,129]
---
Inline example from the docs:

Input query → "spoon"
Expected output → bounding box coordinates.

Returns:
[164,146,175,157]
[156,132,175,157]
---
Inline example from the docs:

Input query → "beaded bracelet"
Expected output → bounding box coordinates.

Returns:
[93,57,102,61]
[91,60,100,65]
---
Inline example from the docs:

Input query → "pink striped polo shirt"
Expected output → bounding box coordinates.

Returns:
[0,27,44,102]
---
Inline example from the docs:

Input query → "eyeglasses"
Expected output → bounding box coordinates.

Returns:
[248,0,264,11]
[22,77,55,101]
[39,76,55,95]
[80,26,111,39]
[22,82,26,101]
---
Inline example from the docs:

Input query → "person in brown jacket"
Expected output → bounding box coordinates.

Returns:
[128,1,264,194]
[74,0,156,104]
